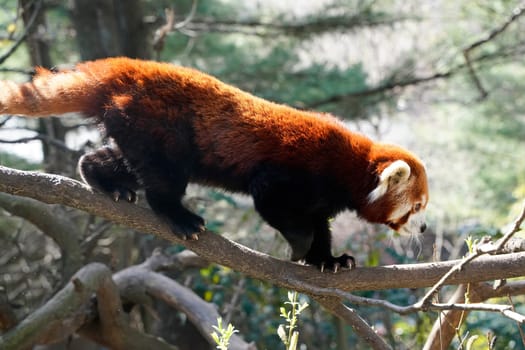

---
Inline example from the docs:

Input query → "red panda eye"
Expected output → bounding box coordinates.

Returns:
[414,203,422,212]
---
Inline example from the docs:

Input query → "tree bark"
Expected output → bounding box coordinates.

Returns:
[69,0,152,60]
[1,165,524,295]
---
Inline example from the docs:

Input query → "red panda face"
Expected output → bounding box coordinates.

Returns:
[362,159,429,236]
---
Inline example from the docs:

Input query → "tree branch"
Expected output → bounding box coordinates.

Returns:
[1,165,525,348]
[0,165,524,293]
[424,281,525,350]
[314,296,391,350]
[113,252,254,350]
[0,263,111,349]
[0,192,84,280]
[0,0,43,65]
[462,1,525,100]
[305,3,525,109]
[0,263,181,350]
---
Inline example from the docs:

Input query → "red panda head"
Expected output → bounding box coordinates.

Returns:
[359,145,429,236]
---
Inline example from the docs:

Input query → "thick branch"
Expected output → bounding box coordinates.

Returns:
[0,263,111,349]
[0,263,180,350]
[1,166,525,295]
[0,192,84,279]
[113,254,253,350]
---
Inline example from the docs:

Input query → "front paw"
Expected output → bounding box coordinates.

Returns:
[162,213,205,241]
[306,254,356,273]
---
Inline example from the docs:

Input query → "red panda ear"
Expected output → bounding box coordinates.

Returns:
[367,160,411,202]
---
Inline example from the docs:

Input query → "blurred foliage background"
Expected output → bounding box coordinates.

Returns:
[1,0,524,349]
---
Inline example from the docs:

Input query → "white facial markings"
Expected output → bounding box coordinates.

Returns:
[390,195,428,236]
[387,200,411,223]
[400,209,426,236]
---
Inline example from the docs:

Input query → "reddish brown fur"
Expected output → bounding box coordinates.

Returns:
[0,57,428,269]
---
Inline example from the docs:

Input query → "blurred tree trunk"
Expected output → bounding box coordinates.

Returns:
[69,0,153,60]
[21,0,73,175]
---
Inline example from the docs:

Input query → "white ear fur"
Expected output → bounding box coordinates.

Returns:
[367,160,411,202]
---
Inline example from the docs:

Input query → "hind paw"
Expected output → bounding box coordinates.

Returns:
[110,187,137,203]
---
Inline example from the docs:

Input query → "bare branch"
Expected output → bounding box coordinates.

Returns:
[0,116,13,128]
[464,1,525,52]
[0,192,84,280]
[314,296,392,350]
[416,200,525,310]
[0,263,113,349]
[424,281,525,350]
[462,1,525,99]
[178,13,417,38]
[0,0,43,65]
[0,263,181,350]
[153,8,176,55]
[494,200,525,252]
[305,3,525,109]
[173,0,198,31]
[153,1,198,58]
[114,253,253,350]
[0,134,78,154]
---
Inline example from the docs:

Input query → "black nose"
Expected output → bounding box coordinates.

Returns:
[420,223,427,233]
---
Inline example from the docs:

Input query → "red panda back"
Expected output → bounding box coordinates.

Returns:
[0,57,429,270]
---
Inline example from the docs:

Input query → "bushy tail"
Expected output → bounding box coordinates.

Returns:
[0,67,95,117]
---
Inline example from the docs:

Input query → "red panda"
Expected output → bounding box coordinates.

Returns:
[0,57,429,271]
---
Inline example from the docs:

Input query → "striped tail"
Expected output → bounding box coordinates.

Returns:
[0,67,95,117]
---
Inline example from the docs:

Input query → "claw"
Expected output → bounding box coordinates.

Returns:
[320,262,325,273]
[112,190,121,202]
[333,263,340,273]
[190,233,199,241]
[348,258,356,270]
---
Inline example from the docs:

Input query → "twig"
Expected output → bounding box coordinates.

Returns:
[462,1,525,100]
[418,200,525,309]
[173,0,198,31]
[508,295,525,345]
[0,135,78,154]
[464,1,525,53]
[223,278,246,326]
[0,0,43,65]
[424,281,525,350]
[0,67,33,75]
[462,51,488,100]
[493,200,525,252]
[153,0,198,58]
[314,296,392,350]
[153,8,176,55]
[0,116,13,127]
[429,302,524,323]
